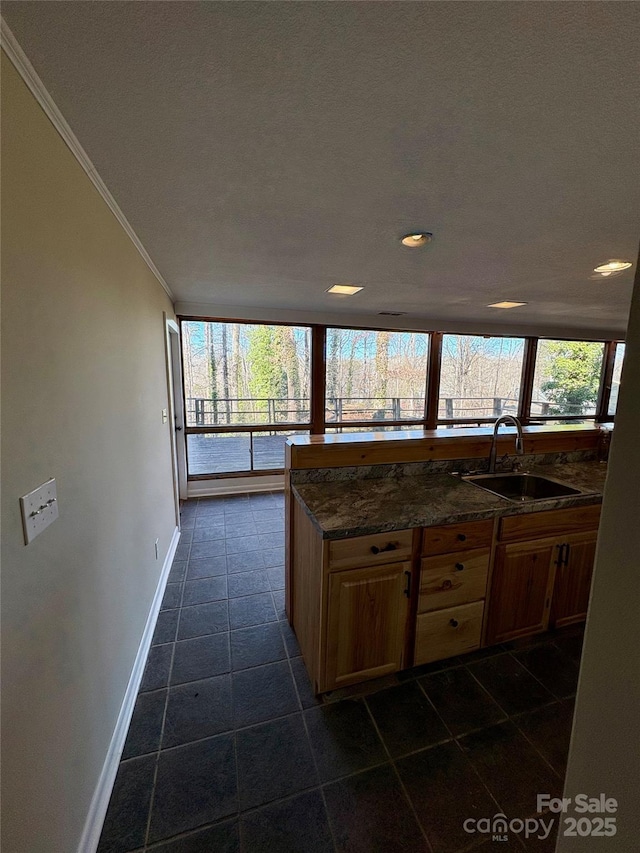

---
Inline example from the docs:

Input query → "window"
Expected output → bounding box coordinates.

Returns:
[179,317,624,477]
[181,320,311,475]
[608,343,625,416]
[439,335,525,422]
[532,340,605,419]
[325,328,429,426]
[182,321,311,427]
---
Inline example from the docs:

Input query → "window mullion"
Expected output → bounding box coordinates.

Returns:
[425,332,443,430]
[517,337,537,425]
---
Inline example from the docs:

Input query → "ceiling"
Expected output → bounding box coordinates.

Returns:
[3,1,640,334]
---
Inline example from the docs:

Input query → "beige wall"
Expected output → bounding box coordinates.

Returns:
[1,54,178,853]
[557,248,640,851]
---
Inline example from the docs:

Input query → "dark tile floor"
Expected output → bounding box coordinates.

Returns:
[98,493,583,853]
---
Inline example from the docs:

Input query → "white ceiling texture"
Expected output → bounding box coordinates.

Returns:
[3,1,640,336]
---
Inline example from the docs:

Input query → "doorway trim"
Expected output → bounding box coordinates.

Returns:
[165,315,188,509]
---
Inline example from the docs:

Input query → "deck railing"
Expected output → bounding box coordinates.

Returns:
[188,396,310,426]
[184,395,555,427]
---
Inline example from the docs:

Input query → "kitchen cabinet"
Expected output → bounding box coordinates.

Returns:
[325,561,411,689]
[289,491,600,694]
[289,496,415,693]
[415,601,485,663]
[485,537,558,644]
[485,505,600,645]
[414,519,493,665]
[551,530,597,628]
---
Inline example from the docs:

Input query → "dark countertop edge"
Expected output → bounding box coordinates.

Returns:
[291,480,604,541]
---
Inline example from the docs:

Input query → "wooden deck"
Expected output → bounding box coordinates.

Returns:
[187,433,291,475]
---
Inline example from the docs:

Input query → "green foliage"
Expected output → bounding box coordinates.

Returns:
[541,342,603,415]
[246,326,287,412]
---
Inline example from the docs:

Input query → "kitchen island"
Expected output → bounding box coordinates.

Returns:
[285,426,607,694]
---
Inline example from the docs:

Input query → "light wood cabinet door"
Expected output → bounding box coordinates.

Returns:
[551,531,597,628]
[324,562,411,690]
[485,537,559,645]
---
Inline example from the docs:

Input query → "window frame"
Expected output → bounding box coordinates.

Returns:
[600,340,625,421]
[323,323,432,430]
[436,332,528,427]
[178,315,625,479]
[527,335,610,423]
[179,316,314,478]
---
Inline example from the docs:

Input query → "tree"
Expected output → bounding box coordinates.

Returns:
[540,341,603,416]
[374,332,390,398]
[246,326,287,420]
[221,323,231,423]
[205,323,218,423]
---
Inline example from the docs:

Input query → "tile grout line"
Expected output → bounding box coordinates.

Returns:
[230,711,241,845]
[361,696,435,853]
[506,647,571,703]
[501,651,573,780]
[142,535,191,849]
[299,709,339,853]
[458,664,566,838]
[430,668,536,853]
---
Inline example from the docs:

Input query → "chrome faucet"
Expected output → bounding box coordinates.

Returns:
[488,415,524,473]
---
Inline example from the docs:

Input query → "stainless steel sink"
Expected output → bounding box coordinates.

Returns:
[461,472,582,503]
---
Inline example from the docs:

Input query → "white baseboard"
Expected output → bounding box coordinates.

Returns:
[187,474,284,498]
[76,525,181,853]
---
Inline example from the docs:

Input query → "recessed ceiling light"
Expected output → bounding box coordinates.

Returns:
[487,301,528,309]
[400,232,432,248]
[593,259,633,276]
[326,284,364,296]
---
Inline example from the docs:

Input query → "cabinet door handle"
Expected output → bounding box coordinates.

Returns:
[404,570,412,598]
[371,542,398,555]
[555,543,566,567]
[457,533,467,542]
[455,562,465,571]
[449,618,459,628]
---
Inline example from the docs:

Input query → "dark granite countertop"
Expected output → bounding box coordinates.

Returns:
[293,460,607,539]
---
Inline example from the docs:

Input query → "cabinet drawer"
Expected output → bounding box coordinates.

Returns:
[418,548,490,613]
[328,529,414,571]
[414,601,484,665]
[499,504,601,543]
[422,519,493,556]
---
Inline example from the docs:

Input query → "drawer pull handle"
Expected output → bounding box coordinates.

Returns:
[457,533,467,542]
[370,542,398,555]
[455,563,465,571]
[449,619,459,628]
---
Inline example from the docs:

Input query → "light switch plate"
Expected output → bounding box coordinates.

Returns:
[20,478,58,544]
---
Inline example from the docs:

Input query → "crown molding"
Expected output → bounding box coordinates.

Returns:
[1,17,175,303]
